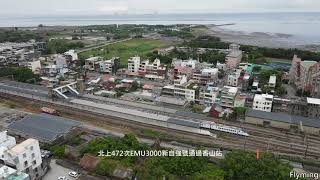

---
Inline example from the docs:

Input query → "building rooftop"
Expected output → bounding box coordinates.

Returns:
[8,114,82,143]
[254,94,274,100]
[247,109,320,128]
[307,97,320,105]
[223,86,238,94]
[269,75,277,84]
[9,139,38,155]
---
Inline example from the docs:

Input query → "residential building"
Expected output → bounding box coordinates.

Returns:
[192,68,219,86]
[4,139,43,179]
[42,54,69,77]
[269,75,277,88]
[0,131,45,180]
[289,55,320,96]
[128,56,141,73]
[0,165,30,180]
[253,94,273,112]
[64,50,78,61]
[234,94,247,107]
[28,60,41,74]
[85,56,104,71]
[227,69,242,87]
[198,86,219,106]
[225,44,242,69]
[139,59,167,80]
[288,97,320,119]
[162,75,197,101]
[220,86,238,108]
[99,57,120,74]
[216,62,227,71]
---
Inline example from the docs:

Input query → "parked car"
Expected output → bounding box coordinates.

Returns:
[57,176,66,180]
[68,171,80,178]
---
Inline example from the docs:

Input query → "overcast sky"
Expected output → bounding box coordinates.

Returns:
[1,0,320,16]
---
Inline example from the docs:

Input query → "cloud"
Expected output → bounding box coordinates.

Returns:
[0,0,319,16]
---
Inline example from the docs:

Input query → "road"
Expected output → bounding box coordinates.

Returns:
[44,159,74,180]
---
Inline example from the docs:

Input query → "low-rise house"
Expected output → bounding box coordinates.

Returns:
[268,75,277,93]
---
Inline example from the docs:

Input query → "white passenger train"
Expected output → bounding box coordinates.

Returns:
[201,121,249,136]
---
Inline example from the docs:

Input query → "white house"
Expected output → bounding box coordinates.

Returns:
[253,94,274,112]
[128,56,141,73]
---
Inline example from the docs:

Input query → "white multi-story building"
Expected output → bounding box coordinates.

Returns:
[225,44,243,69]
[216,62,227,71]
[99,57,120,74]
[227,69,242,87]
[253,94,274,112]
[0,131,43,180]
[64,50,78,61]
[5,139,42,172]
[128,56,141,73]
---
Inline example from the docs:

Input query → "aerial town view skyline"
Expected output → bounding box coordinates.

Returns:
[0,0,320,180]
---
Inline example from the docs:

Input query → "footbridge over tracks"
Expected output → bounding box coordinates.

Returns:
[53,82,79,99]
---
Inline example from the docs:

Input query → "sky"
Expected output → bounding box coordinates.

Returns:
[1,0,320,16]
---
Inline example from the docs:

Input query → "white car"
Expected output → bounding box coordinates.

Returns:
[68,171,80,178]
[58,176,66,180]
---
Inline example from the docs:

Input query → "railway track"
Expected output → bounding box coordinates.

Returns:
[1,91,320,159]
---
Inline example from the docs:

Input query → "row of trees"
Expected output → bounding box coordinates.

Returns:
[80,134,295,180]
[44,39,85,54]
[159,28,195,39]
[0,67,40,83]
[0,30,40,43]
[183,35,320,61]
[240,45,320,61]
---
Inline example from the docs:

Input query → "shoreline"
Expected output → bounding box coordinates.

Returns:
[206,24,320,52]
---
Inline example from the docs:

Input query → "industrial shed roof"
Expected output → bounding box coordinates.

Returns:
[8,113,81,143]
[246,109,320,128]
[167,118,200,128]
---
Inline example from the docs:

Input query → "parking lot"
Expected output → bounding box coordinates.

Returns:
[44,159,77,180]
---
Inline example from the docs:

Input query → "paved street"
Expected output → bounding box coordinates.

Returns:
[43,159,74,180]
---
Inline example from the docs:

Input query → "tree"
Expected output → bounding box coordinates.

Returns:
[95,159,118,176]
[221,150,293,180]
[50,145,65,158]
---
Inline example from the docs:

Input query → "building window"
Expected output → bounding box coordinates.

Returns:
[23,153,27,158]
[30,146,33,151]
[33,160,37,165]
[32,153,35,158]
[24,161,28,167]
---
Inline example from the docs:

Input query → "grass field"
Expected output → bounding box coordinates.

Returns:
[79,38,172,65]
